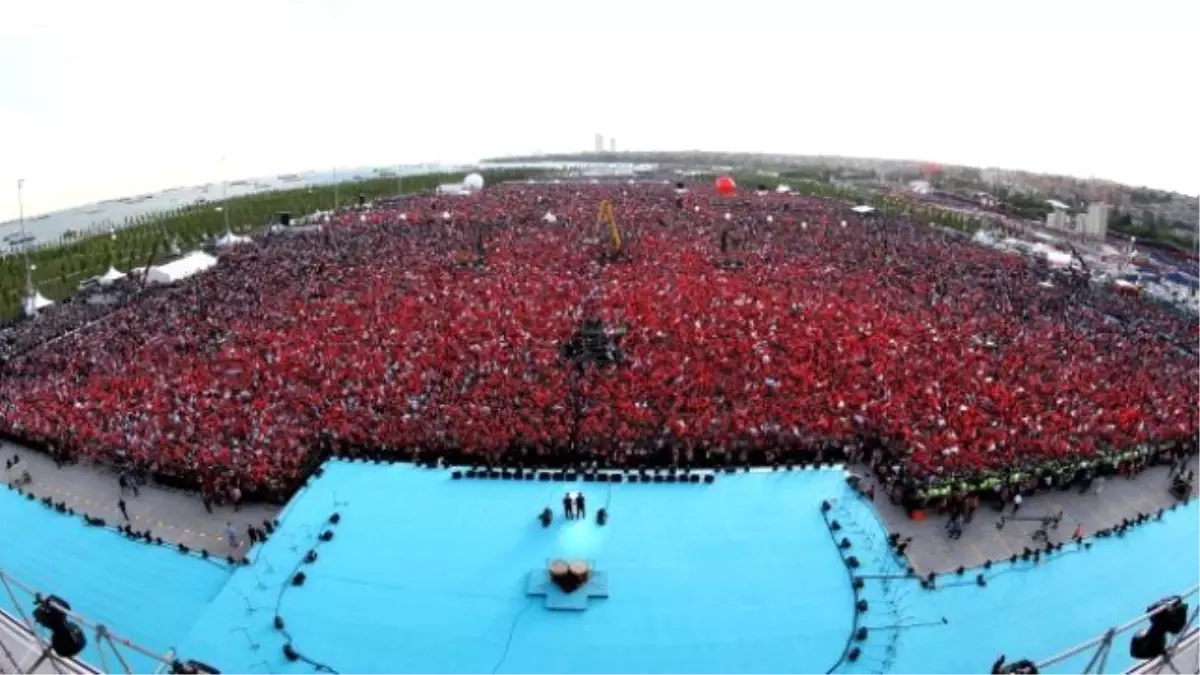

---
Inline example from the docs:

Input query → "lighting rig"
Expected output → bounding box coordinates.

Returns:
[0,568,218,674]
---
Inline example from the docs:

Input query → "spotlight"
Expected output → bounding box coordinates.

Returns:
[840,538,852,550]
[846,556,860,569]
[852,577,864,590]
[170,659,221,674]
[597,508,608,526]
[1010,554,1018,564]
[993,657,1039,674]
[956,566,965,576]
[329,513,341,525]
[855,627,869,641]
[283,644,300,662]
[847,647,861,662]
[274,616,285,630]
[976,574,987,587]
[984,560,992,569]
[200,550,208,559]
[856,599,869,613]
[304,550,318,564]
[821,500,832,513]
[178,543,190,554]
[540,508,553,528]
[227,555,236,565]
[319,530,334,542]
[33,595,86,659]
[1148,597,1188,635]
[830,520,842,531]
[291,572,306,587]
[786,462,794,471]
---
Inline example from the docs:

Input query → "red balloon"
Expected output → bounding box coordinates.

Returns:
[715,175,736,196]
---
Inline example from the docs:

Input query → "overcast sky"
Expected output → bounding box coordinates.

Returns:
[1,0,1196,220]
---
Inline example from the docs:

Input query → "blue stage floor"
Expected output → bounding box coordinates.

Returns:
[179,464,860,673]
[3,461,1196,674]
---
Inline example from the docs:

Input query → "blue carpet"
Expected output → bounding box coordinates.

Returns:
[0,486,233,673]
[179,464,858,674]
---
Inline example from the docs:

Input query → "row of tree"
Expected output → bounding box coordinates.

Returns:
[0,169,540,318]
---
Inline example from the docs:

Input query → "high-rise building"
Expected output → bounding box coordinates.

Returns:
[609,138,616,152]
[1084,202,1109,240]
[594,134,605,153]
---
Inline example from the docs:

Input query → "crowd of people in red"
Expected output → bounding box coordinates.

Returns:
[0,182,1195,500]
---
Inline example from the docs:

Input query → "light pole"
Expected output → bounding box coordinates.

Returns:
[16,179,32,295]
[333,166,339,211]
[220,157,231,233]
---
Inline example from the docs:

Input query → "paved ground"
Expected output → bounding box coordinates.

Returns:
[1,440,278,559]
[860,455,1198,575]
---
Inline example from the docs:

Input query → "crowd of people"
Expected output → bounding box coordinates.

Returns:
[0,182,1195,502]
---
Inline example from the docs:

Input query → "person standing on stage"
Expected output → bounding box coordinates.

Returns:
[574,491,586,519]
[563,492,574,520]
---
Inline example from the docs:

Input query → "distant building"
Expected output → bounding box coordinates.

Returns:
[1046,209,1070,232]
[609,138,616,152]
[594,134,605,153]
[1084,202,1109,240]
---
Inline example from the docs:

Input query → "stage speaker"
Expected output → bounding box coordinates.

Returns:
[452,471,462,480]
[539,472,551,481]
[703,474,715,484]
[628,475,639,483]
[611,474,623,483]
[553,472,565,481]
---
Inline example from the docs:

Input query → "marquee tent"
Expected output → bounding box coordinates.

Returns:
[21,292,53,316]
[145,251,218,285]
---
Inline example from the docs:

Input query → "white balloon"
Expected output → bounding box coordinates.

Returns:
[399,213,408,221]
[841,220,847,228]
[766,215,774,223]
[442,211,452,221]
[724,213,732,221]
[463,173,485,191]
[694,205,701,212]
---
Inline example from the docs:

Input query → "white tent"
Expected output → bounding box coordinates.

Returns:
[98,267,126,285]
[214,232,251,248]
[775,184,792,194]
[542,212,558,224]
[436,183,471,196]
[851,205,876,214]
[22,291,53,316]
[146,251,218,285]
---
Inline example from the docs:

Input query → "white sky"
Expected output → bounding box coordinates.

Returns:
[1,0,1197,220]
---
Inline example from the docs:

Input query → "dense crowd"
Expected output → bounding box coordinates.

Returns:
[0,183,1195,500]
